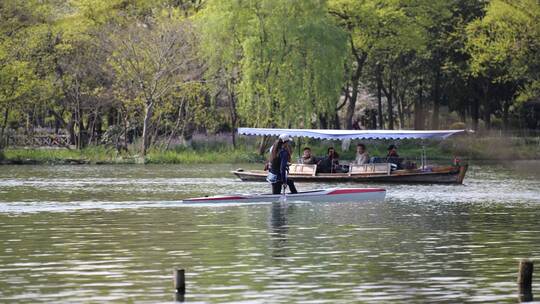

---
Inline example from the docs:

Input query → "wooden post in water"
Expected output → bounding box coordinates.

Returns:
[518,259,534,302]
[174,269,185,302]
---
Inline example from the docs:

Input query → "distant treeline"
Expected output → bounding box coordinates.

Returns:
[1,0,539,154]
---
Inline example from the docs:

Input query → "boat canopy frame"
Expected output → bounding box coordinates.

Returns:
[238,128,468,140]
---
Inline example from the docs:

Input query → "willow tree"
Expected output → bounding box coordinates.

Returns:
[199,0,347,130]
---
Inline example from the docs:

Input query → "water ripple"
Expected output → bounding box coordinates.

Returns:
[0,163,539,303]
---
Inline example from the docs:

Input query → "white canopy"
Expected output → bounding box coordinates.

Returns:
[238,128,467,140]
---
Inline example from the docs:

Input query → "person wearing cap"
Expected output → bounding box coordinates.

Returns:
[268,134,298,194]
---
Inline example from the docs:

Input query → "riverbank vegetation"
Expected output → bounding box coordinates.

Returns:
[1,0,539,157]
[0,146,263,165]
[1,133,538,165]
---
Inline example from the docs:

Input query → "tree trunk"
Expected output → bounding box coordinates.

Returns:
[386,78,394,130]
[95,114,103,144]
[414,80,424,130]
[482,83,490,129]
[54,115,61,134]
[431,68,441,129]
[141,100,154,156]
[123,114,129,149]
[377,67,384,129]
[471,97,479,130]
[67,112,76,146]
[459,106,467,123]
[502,100,509,130]
[181,121,195,148]
[166,107,183,150]
[75,98,85,149]
[258,135,271,156]
[333,112,340,129]
[397,91,405,129]
[108,107,117,127]
[0,107,9,148]
[483,105,491,129]
[87,111,96,146]
[345,64,362,129]
[150,113,162,147]
[228,89,238,148]
[368,109,375,129]
[319,113,328,129]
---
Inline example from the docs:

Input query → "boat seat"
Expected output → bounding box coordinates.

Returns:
[349,163,391,176]
[289,164,317,176]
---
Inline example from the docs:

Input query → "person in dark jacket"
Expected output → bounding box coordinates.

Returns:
[269,134,298,195]
[386,144,402,169]
[317,146,340,173]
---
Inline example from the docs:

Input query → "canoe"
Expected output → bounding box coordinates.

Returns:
[182,188,386,204]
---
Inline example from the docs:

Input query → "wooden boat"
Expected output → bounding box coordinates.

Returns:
[232,163,468,184]
[182,188,386,204]
[232,127,471,185]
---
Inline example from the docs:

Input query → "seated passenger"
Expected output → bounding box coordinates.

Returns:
[300,147,317,164]
[317,147,340,173]
[386,144,403,169]
[355,143,370,165]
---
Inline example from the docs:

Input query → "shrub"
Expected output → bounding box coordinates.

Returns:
[449,122,466,130]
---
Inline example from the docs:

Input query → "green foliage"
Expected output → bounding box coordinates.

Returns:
[330,0,428,57]
[2,147,117,164]
[1,0,540,158]
[467,0,540,101]
[146,148,263,164]
[449,122,467,130]
[199,0,347,128]
[159,82,217,134]
[467,1,537,78]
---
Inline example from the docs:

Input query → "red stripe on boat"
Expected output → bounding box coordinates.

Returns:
[328,188,385,195]
[187,196,246,201]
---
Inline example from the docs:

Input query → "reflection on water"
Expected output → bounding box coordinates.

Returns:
[0,162,539,303]
[270,203,293,259]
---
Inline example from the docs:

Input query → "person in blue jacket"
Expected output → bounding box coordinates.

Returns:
[268,134,298,195]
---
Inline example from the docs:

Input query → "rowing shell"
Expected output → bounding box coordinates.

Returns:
[182,188,386,204]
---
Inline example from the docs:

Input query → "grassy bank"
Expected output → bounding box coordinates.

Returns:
[0,146,265,165]
[145,147,263,164]
[441,135,540,160]
[1,134,538,165]
[0,147,126,165]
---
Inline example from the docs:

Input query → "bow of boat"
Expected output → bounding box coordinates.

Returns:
[182,187,385,204]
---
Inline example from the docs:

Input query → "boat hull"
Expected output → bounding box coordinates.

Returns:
[182,188,386,204]
[232,164,468,184]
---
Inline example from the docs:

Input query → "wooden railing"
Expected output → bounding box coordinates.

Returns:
[7,134,70,147]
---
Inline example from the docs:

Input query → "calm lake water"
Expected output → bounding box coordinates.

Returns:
[0,161,539,303]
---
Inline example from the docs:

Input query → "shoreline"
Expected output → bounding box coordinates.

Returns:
[3,158,539,166]
[1,146,538,166]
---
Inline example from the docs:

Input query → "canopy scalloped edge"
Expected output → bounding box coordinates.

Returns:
[238,128,468,140]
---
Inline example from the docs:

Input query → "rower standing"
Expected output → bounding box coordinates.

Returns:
[268,134,298,195]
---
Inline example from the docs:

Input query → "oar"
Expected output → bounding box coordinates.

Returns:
[280,184,287,203]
